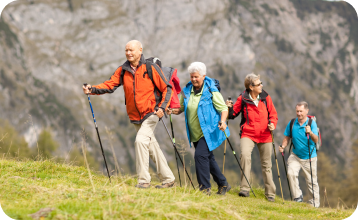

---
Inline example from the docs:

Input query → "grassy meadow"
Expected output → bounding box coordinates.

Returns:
[0,159,355,220]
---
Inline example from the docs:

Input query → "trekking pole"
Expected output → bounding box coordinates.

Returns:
[270,130,284,204]
[160,118,195,189]
[280,147,293,201]
[307,133,315,207]
[83,83,111,183]
[222,97,231,174]
[169,114,182,187]
[219,122,256,197]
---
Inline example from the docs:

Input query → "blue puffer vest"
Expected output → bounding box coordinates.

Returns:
[183,76,230,151]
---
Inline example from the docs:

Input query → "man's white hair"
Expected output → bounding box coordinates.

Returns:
[188,62,206,76]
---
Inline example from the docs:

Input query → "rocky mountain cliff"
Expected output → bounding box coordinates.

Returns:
[1,0,358,175]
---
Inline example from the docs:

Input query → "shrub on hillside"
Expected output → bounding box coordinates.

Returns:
[0,119,32,158]
[36,129,59,159]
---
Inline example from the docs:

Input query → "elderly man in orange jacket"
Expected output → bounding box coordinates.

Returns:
[226,73,278,201]
[82,40,175,189]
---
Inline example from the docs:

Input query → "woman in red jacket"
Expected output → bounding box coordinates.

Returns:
[226,73,278,202]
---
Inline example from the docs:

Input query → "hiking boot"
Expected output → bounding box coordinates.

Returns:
[294,195,303,202]
[217,184,231,195]
[200,188,211,196]
[267,197,275,202]
[238,190,250,197]
[135,183,150,189]
[155,181,175,189]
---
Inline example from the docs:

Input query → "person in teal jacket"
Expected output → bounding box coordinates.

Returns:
[167,62,231,195]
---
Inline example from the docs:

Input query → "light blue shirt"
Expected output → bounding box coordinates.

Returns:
[284,118,318,159]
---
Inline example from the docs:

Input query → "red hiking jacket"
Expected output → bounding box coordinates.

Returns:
[229,90,278,143]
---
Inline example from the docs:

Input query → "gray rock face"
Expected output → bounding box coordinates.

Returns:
[0,0,357,171]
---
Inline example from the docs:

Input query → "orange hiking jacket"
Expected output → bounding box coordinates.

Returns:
[91,55,173,124]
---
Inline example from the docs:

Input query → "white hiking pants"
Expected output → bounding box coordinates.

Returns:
[133,115,175,184]
[287,153,320,207]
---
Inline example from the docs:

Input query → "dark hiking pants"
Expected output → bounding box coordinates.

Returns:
[193,137,227,190]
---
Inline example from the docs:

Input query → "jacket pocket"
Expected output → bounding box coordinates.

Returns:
[142,99,153,115]
[199,102,212,127]
[242,124,255,136]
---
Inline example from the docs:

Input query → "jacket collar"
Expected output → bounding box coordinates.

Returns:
[192,83,204,95]
[122,54,146,74]
[242,89,269,103]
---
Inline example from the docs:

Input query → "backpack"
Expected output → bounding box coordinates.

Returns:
[288,115,322,151]
[145,57,182,109]
[121,57,181,109]
[212,78,221,92]
[206,77,221,97]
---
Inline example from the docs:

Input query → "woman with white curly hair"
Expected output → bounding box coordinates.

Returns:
[168,62,231,195]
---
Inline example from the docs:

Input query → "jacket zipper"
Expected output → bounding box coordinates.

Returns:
[133,73,142,120]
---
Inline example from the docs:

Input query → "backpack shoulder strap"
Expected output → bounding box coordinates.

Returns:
[145,61,160,92]
[308,117,313,127]
[262,98,269,119]
[241,93,245,114]
[263,99,267,108]
[146,61,155,84]
[120,68,126,105]
[145,61,164,110]
[240,92,249,125]
[289,118,295,138]
[289,118,296,151]
[240,91,246,111]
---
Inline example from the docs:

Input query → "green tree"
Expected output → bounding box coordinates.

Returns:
[0,119,32,159]
[37,129,59,159]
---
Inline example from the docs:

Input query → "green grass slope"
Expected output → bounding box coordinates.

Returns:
[0,159,354,220]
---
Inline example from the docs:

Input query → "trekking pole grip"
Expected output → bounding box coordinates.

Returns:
[279,144,284,156]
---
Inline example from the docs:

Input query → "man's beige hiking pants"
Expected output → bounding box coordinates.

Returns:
[240,137,276,198]
[287,153,320,207]
[133,115,175,184]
